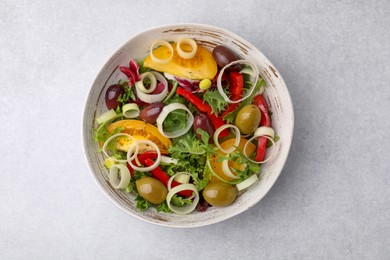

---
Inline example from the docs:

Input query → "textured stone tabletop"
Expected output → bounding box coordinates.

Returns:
[1,1,389,259]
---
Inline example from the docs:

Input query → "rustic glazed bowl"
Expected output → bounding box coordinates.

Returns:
[82,24,294,228]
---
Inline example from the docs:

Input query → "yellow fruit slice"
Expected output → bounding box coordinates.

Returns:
[210,138,256,182]
[106,120,172,154]
[143,43,217,80]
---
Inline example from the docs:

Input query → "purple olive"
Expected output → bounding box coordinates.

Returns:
[212,45,243,71]
[140,102,164,124]
[105,84,124,110]
[193,113,215,143]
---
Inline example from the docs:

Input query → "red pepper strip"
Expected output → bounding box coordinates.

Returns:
[220,72,244,117]
[138,152,158,162]
[220,103,238,117]
[253,95,271,127]
[137,153,193,197]
[252,94,272,162]
[176,87,228,138]
[207,113,228,138]
[176,87,211,113]
[126,163,135,176]
[229,71,244,101]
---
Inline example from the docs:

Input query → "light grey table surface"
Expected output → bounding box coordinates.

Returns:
[1,0,389,259]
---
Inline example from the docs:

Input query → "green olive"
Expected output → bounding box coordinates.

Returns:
[202,182,237,207]
[136,177,167,204]
[235,105,261,134]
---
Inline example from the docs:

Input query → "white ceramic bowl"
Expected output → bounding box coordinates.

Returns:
[82,24,294,228]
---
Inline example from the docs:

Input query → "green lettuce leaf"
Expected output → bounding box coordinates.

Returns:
[203,89,228,115]
[135,195,150,211]
[171,194,193,207]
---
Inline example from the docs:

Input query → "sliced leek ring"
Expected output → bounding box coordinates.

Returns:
[136,72,168,103]
[221,159,240,180]
[96,109,117,124]
[236,174,258,191]
[156,103,194,138]
[166,183,199,215]
[135,72,157,94]
[127,140,161,172]
[109,163,131,189]
[243,135,276,164]
[102,133,135,163]
[122,103,140,118]
[214,124,240,153]
[150,40,173,64]
[253,126,275,138]
[217,60,259,104]
[176,37,198,59]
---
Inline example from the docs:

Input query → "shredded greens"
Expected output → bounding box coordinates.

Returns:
[171,194,193,207]
[135,195,150,211]
[93,115,124,144]
[166,130,211,190]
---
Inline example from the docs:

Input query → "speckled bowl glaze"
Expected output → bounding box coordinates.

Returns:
[82,24,294,228]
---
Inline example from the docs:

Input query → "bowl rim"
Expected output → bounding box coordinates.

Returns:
[82,23,294,228]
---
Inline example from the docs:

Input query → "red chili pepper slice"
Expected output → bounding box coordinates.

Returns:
[252,94,272,162]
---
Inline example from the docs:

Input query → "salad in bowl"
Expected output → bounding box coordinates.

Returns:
[83,24,293,227]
